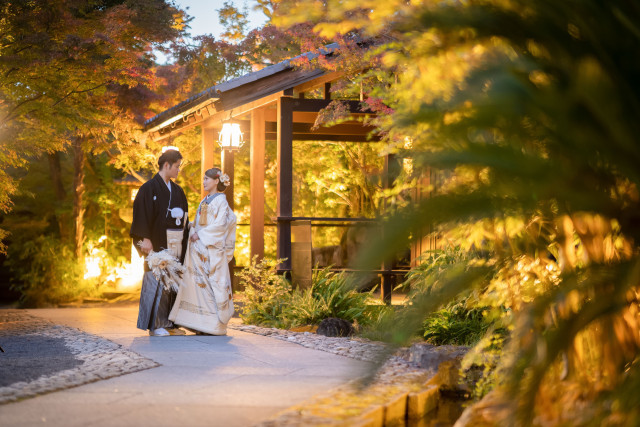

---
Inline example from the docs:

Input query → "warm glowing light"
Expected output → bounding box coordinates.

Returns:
[83,236,143,291]
[108,244,144,291]
[84,256,102,279]
[218,122,244,150]
[84,238,106,279]
[157,115,183,129]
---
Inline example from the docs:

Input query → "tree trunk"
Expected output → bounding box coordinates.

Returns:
[72,137,85,260]
[48,152,66,200]
[47,151,69,240]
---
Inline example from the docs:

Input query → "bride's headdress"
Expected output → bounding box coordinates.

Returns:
[219,173,231,187]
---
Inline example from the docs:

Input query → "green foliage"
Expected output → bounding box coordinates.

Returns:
[358,304,397,342]
[401,246,472,293]
[286,268,379,327]
[276,0,640,423]
[460,329,508,401]
[293,141,384,220]
[238,258,378,329]
[2,150,135,304]
[218,1,249,43]
[237,256,292,328]
[6,236,98,307]
[0,0,189,278]
[422,300,490,346]
[402,247,494,344]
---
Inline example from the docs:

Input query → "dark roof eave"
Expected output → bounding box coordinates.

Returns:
[143,42,340,132]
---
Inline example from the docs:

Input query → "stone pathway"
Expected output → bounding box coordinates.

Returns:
[0,310,156,404]
[229,324,440,426]
[0,307,461,426]
[0,306,372,427]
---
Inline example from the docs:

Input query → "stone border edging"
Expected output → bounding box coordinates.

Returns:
[0,311,159,404]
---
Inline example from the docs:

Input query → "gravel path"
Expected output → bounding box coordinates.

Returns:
[0,308,442,425]
[0,310,157,404]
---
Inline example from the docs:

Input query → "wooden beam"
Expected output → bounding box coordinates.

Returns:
[266,110,373,124]
[201,127,216,199]
[290,99,375,113]
[265,133,381,142]
[202,91,284,129]
[277,96,293,272]
[152,92,284,141]
[147,99,217,133]
[265,122,378,136]
[250,108,266,261]
[293,71,343,94]
[152,95,375,141]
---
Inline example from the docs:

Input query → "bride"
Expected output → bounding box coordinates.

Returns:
[169,167,237,335]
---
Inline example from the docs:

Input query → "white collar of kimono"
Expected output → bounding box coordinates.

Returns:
[203,192,224,204]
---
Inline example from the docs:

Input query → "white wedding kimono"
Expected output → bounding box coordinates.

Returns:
[169,192,236,335]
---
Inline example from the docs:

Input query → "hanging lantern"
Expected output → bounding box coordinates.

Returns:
[218,122,244,151]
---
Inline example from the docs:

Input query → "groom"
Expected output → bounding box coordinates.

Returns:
[130,148,189,336]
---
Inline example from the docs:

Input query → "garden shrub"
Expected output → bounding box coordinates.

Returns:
[236,256,291,328]
[237,259,379,329]
[401,246,473,295]
[421,298,491,346]
[399,246,498,347]
[6,235,99,307]
[284,267,379,328]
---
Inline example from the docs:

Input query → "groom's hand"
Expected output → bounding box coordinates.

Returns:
[190,232,200,242]
[140,238,153,255]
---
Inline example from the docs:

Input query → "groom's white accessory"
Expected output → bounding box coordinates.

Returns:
[169,206,185,226]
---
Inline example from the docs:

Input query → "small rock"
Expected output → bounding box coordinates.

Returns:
[408,343,469,371]
[316,318,354,337]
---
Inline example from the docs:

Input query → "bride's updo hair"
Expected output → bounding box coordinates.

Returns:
[205,168,229,192]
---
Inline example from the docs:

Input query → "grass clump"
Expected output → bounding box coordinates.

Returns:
[421,299,491,346]
[236,256,291,328]
[286,268,379,327]
[237,257,379,329]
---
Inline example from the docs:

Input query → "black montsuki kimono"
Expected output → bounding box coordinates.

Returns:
[130,173,189,261]
[130,173,189,332]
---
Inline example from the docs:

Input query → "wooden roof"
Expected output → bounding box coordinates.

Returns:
[144,43,341,137]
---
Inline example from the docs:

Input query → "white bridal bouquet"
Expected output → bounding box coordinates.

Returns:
[145,249,184,292]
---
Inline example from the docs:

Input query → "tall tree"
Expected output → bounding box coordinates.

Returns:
[0,0,188,251]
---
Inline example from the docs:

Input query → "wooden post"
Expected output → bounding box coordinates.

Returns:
[201,127,216,199]
[381,153,399,304]
[277,96,293,273]
[291,220,312,289]
[250,108,266,261]
[411,167,436,267]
